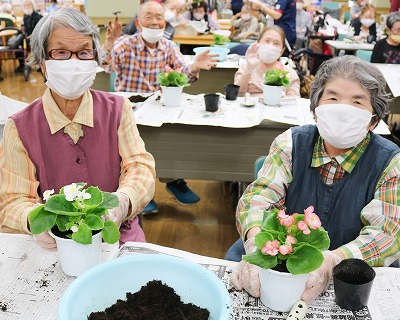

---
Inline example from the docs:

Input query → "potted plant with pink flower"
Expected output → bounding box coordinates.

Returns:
[157,65,190,107]
[242,206,330,312]
[261,61,290,106]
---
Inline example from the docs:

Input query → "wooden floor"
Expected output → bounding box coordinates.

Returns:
[0,60,239,259]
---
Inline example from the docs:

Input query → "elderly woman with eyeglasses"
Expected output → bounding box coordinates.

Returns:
[0,8,156,250]
[229,55,400,302]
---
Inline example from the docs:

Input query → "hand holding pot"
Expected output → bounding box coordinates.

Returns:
[230,237,261,297]
[301,250,343,303]
[103,192,130,227]
[33,232,57,251]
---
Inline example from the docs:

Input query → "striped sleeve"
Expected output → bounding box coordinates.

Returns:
[116,99,156,219]
[236,129,293,238]
[0,119,40,233]
[338,154,400,266]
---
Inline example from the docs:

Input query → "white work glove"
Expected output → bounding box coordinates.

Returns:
[33,232,57,252]
[230,237,261,297]
[103,192,130,227]
[301,251,342,304]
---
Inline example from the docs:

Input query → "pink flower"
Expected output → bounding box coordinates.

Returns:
[297,221,311,235]
[277,210,295,227]
[286,235,296,244]
[279,244,293,255]
[275,61,284,70]
[165,65,173,72]
[261,240,279,256]
[304,206,322,229]
[176,67,183,74]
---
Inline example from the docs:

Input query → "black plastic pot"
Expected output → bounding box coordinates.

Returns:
[224,83,240,101]
[204,93,219,112]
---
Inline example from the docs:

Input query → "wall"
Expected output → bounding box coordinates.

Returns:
[86,0,140,19]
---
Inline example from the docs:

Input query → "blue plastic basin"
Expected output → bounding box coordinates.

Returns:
[193,46,230,61]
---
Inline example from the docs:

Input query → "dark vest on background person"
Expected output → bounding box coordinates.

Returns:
[285,125,399,250]
[11,89,123,197]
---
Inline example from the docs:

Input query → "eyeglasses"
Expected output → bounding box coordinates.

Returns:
[48,49,97,60]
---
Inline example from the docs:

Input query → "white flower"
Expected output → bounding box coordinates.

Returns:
[76,190,92,202]
[63,183,83,201]
[71,225,79,233]
[42,189,54,202]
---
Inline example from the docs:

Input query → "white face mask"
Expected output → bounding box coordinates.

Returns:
[24,8,33,15]
[296,2,303,10]
[193,13,204,20]
[44,59,98,100]
[140,26,165,44]
[360,18,375,28]
[164,8,176,23]
[315,104,374,149]
[258,43,282,64]
[241,13,251,21]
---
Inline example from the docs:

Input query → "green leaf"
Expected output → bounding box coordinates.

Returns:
[100,192,119,209]
[28,205,57,234]
[55,215,72,232]
[83,186,103,207]
[242,250,278,269]
[296,228,330,251]
[71,222,92,244]
[286,244,323,274]
[254,231,275,249]
[102,220,120,244]
[261,210,279,231]
[84,214,104,230]
[87,207,107,217]
[44,194,81,216]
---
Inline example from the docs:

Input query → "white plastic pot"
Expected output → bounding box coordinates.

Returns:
[261,84,283,106]
[49,230,102,277]
[161,86,184,107]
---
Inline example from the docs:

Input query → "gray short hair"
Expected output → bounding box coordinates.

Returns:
[310,56,390,120]
[387,11,400,29]
[28,7,104,66]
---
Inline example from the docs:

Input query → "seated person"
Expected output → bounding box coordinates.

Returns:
[122,0,182,40]
[371,11,400,64]
[0,2,16,23]
[0,8,156,247]
[230,4,259,42]
[295,0,312,48]
[182,1,220,32]
[347,4,377,43]
[249,0,268,26]
[45,0,60,13]
[350,0,364,20]
[229,55,400,302]
[103,1,219,212]
[234,25,300,97]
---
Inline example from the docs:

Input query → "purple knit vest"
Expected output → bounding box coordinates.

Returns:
[11,89,123,197]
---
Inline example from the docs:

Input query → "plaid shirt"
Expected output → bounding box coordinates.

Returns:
[103,34,197,93]
[237,128,400,267]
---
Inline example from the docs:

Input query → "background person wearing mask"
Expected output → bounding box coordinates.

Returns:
[229,4,259,42]
[123,0,182,40]
[0,8,156,247]
[182,1,221,31]
[103,1,219,213]
[234,25,300,97]
[229,55,400,300]
[371,11,400,64]
[295,0,311,48]
[0,2,16,23]
[347,4,377,43]
[16,0,42,73]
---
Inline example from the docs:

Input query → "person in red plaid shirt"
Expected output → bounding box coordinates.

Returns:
[102,1,219,213]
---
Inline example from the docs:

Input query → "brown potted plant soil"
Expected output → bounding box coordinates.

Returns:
[88,280,210,320]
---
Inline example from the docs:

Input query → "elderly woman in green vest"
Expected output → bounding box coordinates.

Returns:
[228,55,400,303]
[0,8,156,249]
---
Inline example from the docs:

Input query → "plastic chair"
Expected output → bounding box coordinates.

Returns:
[224,155,267,262]
[356,50,372,62]
[109,71,117,92]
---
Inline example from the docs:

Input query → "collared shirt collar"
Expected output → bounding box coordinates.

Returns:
[311,133,371,173]
[42,88,94,134]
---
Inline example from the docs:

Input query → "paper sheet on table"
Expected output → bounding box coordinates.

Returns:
[0,93,29,125]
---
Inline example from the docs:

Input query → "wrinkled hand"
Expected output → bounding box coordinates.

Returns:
[103,193,130,227]
[301,251,343,304]
[243,42,259,72]
[230,237,261,297]
[191,50,219,73]
[33,232,57,251]
[104,15,123,52]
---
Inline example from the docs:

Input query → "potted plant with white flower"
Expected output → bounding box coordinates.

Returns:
[157,65,190,107]
[28,182,121,276]
[242,206,330,312]
[261,61,290,106]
